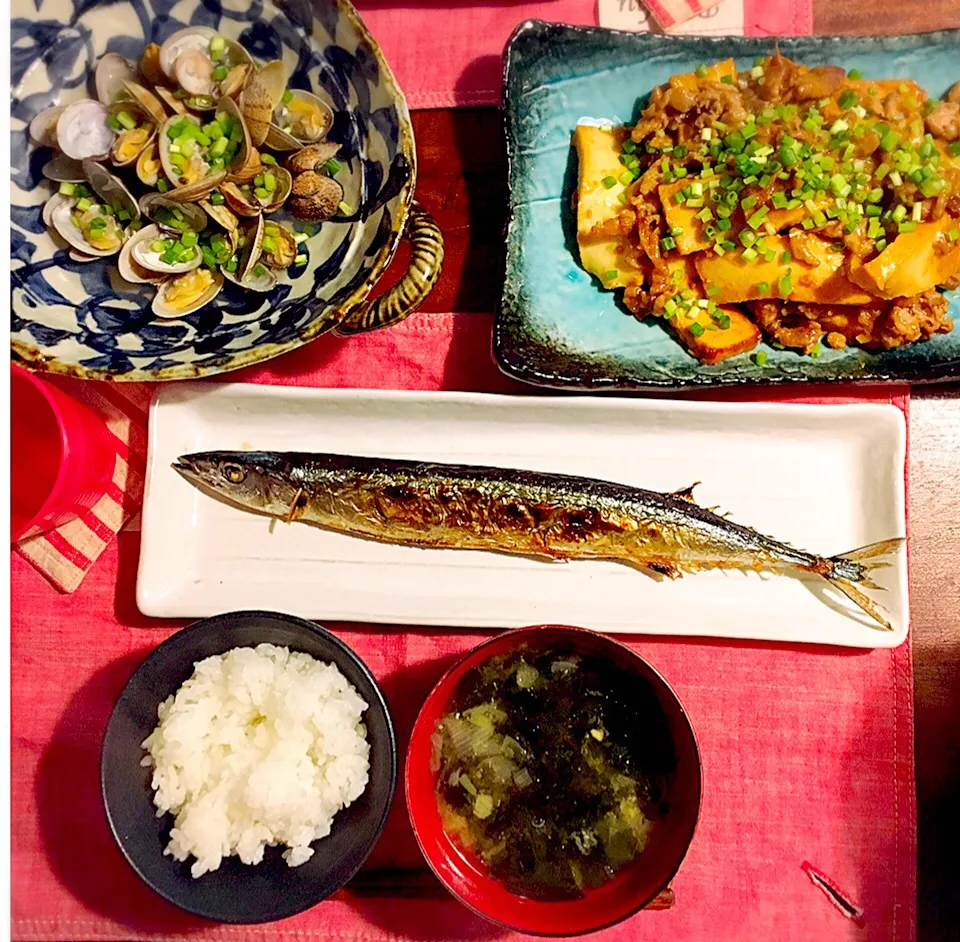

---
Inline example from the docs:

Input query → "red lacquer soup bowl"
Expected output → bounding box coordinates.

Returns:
[405,625,702,936]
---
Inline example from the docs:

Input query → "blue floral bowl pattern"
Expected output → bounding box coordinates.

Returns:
[11,0,418,381]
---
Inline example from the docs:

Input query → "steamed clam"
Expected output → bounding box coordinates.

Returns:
[259,221,298,268]
[160,27,254,109]
[153,268,224,318]
[138,43,167,89]
[132,230,203,273]
[95,53,138,107]
[118,225,167,285]
[56,100,115,161]
[159,98,248,191]
[33,37,347,320]
[221,164,291,215]
[139,192,207,234]
[272,89,333,145]
[42,154,87,183]
[136,142,163,187]
[29,106,65,148]
[48,191,127,257]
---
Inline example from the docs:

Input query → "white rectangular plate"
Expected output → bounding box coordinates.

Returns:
[138,385,908,648]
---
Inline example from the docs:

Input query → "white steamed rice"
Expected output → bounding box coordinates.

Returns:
[141,643,371,877]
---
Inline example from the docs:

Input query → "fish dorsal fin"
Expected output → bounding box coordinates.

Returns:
[671,482,700,503]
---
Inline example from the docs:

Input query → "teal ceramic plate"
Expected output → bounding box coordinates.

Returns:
[496,21,960,390]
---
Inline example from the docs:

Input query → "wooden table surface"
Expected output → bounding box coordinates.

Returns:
[403,52,960,931]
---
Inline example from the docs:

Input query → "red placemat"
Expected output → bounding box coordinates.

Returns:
[11,312,914,942]
[355,0,812,110]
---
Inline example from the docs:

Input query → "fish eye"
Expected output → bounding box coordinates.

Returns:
[220,462,247,484]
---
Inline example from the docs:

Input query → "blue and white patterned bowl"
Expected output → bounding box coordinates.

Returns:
[11,0,438,381]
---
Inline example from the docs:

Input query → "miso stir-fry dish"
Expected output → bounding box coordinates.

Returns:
[574,54,960,364]
[29,28,350,319]
[431,647,676,900]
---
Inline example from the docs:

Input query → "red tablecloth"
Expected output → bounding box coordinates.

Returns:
[11,312,915,942]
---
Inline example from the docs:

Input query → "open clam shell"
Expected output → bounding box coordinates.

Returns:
[158,113,204,187]
[120,81,168,125]
[260,221,298,269]
[139,192,207,234]
[139,43,167,89]
[160,99,249,192]
[158,26,219,80]
[201,199,240,237]
[286,142,340,174]
[222,262,277,292]
[132,232,203,274]
[96,53,138,106]
[235,212,265,281]
[258,165,292,214]
[118,225,167,284]
[154,86,189,116]
[29,106,65,147]
[136,142,163,186]
[83,160,140,222]
[153,268,223,318]
[49,197,125,257]
[165,170,227,204]
[272,89,333,145]
[43,192,72,228]
[56,100,115,161]
[227,145,263,185]
[220,181,260,217]
[241,60,286,146]
[108,110,157,167]
[221,165,292,216]
[217,97,250,173]
[263,124,301,152]
[42,154,87,183]
[219,63,250,101]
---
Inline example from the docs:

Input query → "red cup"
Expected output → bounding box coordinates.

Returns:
[11,364,117,542]
[406,625,702,936]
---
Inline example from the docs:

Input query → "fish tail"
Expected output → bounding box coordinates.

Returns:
[833,537,905,568]
[824,538,905,631]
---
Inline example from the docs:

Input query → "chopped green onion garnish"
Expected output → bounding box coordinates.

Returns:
[212,65,229,82]
[75,197,92,212]
[779,270,793,296]
[281,89,294,105]
[58,182,76,197]
[847,68,862,80]
[294,253,307,265]
[116,110,137,130]
[756,281,770,294]
[660,236,677,252]
[209,190,225,205]
[753,350,768,366]
[838,90,858,110]
[689,322,705,336]
[605,269,618,280]
[602,175,616,188]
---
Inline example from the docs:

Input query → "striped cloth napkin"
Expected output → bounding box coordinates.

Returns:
[13,378,151,593]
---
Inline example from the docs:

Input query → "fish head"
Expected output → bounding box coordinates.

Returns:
[172,451,300,515]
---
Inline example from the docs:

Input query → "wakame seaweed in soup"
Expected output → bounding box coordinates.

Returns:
[431,645,677,900]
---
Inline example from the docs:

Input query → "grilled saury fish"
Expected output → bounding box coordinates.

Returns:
[174,451,903,630]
